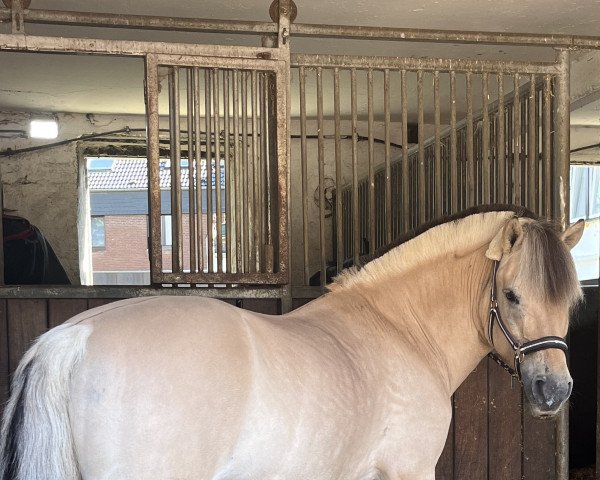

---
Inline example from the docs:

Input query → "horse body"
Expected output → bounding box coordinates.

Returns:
[0,208,584,479]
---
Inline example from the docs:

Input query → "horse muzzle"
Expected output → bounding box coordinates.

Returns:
[522,369,573,418]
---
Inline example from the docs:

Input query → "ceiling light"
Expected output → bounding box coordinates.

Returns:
[29,119,58,139]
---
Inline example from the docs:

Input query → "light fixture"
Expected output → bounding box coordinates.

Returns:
[29,119,58,139]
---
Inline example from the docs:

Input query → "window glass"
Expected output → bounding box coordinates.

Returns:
[91,216,105,248]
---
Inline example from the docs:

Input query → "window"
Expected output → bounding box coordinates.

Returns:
[161,215,172,247]
[91,216,105,249]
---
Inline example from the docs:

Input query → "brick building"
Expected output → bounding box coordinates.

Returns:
[88,157,225,285]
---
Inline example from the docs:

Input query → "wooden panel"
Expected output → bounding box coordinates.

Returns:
[0,300,9,415]
[7,299,48,373]
[435,414,454,480]
[87,298,118,310]
[488,358,522,480]
[453,360,488,479]
[48,299,88,329]
[241,298,279,314]
[523,415,555,479]
[292,298,312,310]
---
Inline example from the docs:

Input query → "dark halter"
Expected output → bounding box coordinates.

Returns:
[487,261,568,381]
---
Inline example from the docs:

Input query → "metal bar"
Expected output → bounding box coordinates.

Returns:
[241,71,249,273]
[334,67,343,272]
[251,70,259,272]
[0,33,284,60]
[213,68,223,273]
[482,73,490,204]
[542,74,552,219]
[299,66,310,284]
[232,69,242,273]
[351,68,360,264]
[223,70,232,273]
[465,72,475,208]
[316,67,327,288]
[554,50,571,480]
[193,68,204,273]
[144,55,163,283]
[169,66,183,274]
[433,71,442,217]
[401,69,410,231]
[10,9,600,48]
[367,69,375,251]
[528,74,537,211]
[384,69,392,243]
[0,284,286,299]
[205,69,214,274]
[417,70,426,223]
[513,74,521,205]
[262,71,274,273]
[291,54,559,75]
[497,73,506,204]
[450,71,458,213]
[187,68,197,273]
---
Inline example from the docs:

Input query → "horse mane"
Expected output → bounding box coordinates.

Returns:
[330,204,582,307]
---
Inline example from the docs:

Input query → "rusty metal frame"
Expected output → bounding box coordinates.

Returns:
[144,53,289,285]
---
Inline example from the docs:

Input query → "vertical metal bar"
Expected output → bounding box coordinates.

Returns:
[417,70,426,223]
[334,67,343,272]
[316,67,327,287]
[465,71,475,208]
[232,69,242,273]
[497,73,506,204]
[450,71,458,213]
[205,69,214,273]
[263,71,275,274]
[433,70,442,217]
[168,66,182,274]
[351,68,360,264]
[528,74,537,212]
[401,69,410,231]
[193,68,204,273]
[251,70,259,272]
[186,68,197,273]
[241,71,249,272]
[213,69,223,273]
[223,69,231,273]
[513,73,521,205]
[145,55,162,283]
[554,48,571,480]
[258,73,266,271]
[367,68,375,252]
[542,74,552,219]
[482,73,490,204]
[299,66,310,284]
[384,68,392,242]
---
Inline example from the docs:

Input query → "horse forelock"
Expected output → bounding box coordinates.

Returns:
[518,220,583,310]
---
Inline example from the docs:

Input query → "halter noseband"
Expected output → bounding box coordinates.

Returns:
[487,261,568,381]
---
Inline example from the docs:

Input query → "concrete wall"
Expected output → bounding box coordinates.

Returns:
[0,111,147,284]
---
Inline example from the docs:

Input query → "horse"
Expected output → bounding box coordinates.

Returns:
[0,205,585,480]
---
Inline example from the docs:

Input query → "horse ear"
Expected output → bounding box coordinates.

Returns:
[485,217,524,261]
[561,219,585,250]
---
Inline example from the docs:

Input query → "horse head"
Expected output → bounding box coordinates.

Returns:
[485,216,584,418]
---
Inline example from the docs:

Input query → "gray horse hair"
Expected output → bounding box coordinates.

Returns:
[0,322,92,480]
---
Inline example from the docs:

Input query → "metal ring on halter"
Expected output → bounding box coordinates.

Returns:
[486,261,568,382]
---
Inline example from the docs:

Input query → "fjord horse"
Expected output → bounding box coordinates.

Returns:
[0,206,584,479]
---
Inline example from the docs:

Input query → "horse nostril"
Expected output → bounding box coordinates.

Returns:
[532,376,547,404]
[567,380,573,396]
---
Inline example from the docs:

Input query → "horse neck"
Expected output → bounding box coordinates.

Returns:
[346,246,493,395]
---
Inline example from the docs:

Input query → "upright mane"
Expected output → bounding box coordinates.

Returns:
[330,205,581,307]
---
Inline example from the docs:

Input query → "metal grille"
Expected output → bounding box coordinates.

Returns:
[145,54,289,285]
[291,54,565,286]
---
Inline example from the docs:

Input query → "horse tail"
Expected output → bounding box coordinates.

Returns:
[0,322,92,480]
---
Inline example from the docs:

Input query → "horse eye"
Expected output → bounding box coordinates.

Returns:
[503,289,520,305]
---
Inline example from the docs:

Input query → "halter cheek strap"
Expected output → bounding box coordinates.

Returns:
[487,261,568,380]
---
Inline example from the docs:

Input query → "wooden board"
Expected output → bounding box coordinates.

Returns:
[7,299,48,373]
[453,360,488,479]
[241,298,279,314]
[0,300,9,415]
[48,299,88,329]
[488,357,522,480]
